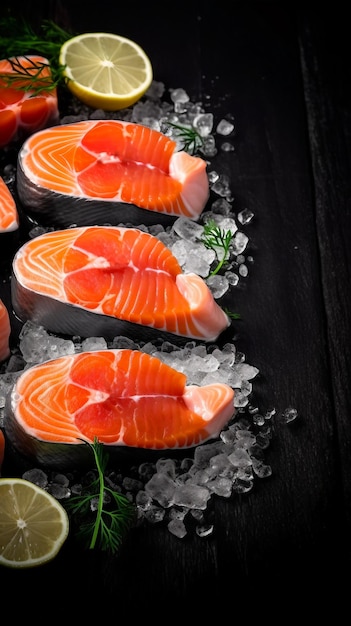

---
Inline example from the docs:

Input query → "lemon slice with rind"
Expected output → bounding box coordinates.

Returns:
[0,477,69,568]
[59,32,153,111]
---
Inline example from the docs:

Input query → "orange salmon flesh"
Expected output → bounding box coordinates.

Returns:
[0,177,19,232]
[0,298,11,362]
[7,349,235,450]
[12,226,231,341]
[0,55,59,148]
[17,119,210,220]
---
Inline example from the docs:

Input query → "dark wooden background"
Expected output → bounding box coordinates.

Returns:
[1,1,350,617]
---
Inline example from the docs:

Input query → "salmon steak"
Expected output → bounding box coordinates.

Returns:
[4,348,235,468]
[0,298,11,362]
[11,225,231,343]
[0,176,19,233]
[16,119,210,227]
[0,55,59,148]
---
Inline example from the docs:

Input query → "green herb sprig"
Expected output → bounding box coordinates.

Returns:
[0,55,64,95]
[166,121,204,155]
[224,308,241,320]
[201,219,241,320]
[201,219,234,276]
[0,16,72,94]
[66,438,136,554]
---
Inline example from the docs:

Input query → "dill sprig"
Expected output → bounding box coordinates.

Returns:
[166,121,204,155]
[201,219,234,276]
[66,438,136,554]
[201,220,241,319]
[0,56,65,95]
[0,16,73,94]
[224,308,241,320]
[0,16,72,58]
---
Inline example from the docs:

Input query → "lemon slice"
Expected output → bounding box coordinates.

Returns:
[59,32,153,111]
[0,478,69,569]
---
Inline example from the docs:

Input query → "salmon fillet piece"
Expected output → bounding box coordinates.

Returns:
[0,177,19,233]
[4,349,235,466]
[0,298,11,362]
[16,120,210,226]
[11,226,231,342]
[0,55,59,148]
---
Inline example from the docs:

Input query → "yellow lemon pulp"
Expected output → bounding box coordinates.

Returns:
[0,478,69,568]
[59,32,153,111]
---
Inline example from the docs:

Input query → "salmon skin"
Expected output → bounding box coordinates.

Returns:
[0,176,19,233]
[0,55,59,148]
[16,119,210,227]
[0,298,11,362]
[11,226,231,343]
[4,348,235,468]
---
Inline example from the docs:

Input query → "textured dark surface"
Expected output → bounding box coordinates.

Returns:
[0,2,350,618]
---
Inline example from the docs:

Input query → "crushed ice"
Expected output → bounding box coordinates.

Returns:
[0,81,298,540]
